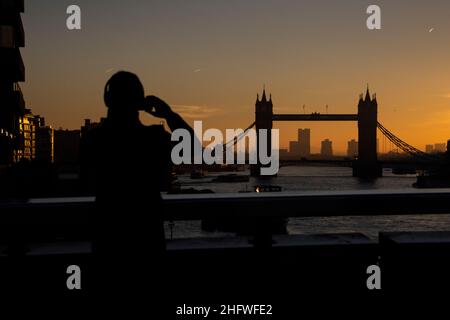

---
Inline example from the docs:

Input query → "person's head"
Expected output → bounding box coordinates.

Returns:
[104,71,145,121]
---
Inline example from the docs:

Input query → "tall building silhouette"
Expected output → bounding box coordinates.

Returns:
[0,0,25,164]
[14,109,52,162]
[347,139,358,158]
[434,143,446,153]
[298,128,311,157]
[54,129,81,165]
[289,141,300,156]
[16,109,42,161]
[36,124,54,163]
[321,139,333,158]
[81,118,106,139]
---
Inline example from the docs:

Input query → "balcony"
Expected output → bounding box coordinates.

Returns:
[0,13,24,48]
[0,47,24,81]
[15,11,24,47]
[12,82,25,112]
[0,0,24,13]
[0,82,26,114]
[0,25,13,48]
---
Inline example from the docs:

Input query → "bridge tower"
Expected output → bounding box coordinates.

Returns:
[251,89,273,176]
[353,87,382,178]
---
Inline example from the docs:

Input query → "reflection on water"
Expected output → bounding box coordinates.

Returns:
[165,166,450,239]
[288,215,450,240]
[176,166,416,193]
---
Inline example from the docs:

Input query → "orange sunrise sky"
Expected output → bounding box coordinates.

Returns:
[20,0,450,154]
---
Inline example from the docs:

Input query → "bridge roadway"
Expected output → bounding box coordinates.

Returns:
[278,159,435,168]
[272,114,358,121]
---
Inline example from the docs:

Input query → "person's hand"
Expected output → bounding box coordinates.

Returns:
[144,95,174,119]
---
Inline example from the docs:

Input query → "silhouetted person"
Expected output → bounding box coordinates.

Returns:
[80,71,194,300]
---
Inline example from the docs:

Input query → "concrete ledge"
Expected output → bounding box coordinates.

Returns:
[0,241,92,258]
[380,231,450,245]
[273,233,374,247]
[167,236,252,251]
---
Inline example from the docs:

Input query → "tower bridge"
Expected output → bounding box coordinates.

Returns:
[251,87,380,178]
[221,87,436,178]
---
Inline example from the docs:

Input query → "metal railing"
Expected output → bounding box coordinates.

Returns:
[1,188,450,223]
[0,188,450,251]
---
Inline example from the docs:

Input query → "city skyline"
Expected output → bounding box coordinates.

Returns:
[19,0,450,153]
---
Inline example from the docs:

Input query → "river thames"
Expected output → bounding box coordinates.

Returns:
[165,166,450,239]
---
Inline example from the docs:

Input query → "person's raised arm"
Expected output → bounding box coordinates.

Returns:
[144,95,194,136]
[143,95,201,165]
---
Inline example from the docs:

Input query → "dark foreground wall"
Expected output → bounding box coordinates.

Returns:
[2,192,450,314]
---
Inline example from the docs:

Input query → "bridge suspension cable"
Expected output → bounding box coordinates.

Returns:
[219,120,437,161]
[222,121,256,150]
[377,122,437,160]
